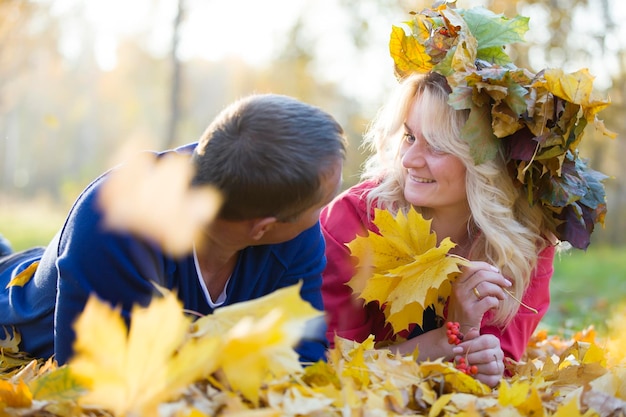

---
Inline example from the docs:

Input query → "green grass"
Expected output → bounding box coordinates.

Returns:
[539,245,626,337]
[0,196,68,251]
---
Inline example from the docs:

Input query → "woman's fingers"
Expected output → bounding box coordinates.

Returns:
[453,261,512,310]
[472,281,507,301]
[453,334,504,388]
[459,262,511,287]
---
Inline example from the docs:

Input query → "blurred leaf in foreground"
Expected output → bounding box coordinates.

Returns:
[98,151,222,257]
[68,290,220,416]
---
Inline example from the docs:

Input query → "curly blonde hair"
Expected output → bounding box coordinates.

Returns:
[361,72,552,327]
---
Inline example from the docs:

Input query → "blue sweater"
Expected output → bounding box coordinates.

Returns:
[0,145,328,364]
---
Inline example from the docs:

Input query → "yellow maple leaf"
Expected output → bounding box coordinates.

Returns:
[517,385,546,417]
[0,327,21,354]
[301,360,341,389]
[68,290,220,416]
[552,397,595,417]
[29,366,85,402]
[542,68,615,139]
[217,310,303,406]
[582,343,607,367]
[347,208,469,333]
[266,384,333,415]
[190,283,323,406]
[429,392,453,417]
[419,359,490,396]
[0,379,32,407]
[5,261,39,288]
[544,68,595,105]
[498,379,529,407]
[339,335,372,389]
[389,25,433,78]
[191,281,321,340]
[98,151,222,257]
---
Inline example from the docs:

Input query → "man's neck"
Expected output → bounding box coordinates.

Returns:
[194,219,246,299]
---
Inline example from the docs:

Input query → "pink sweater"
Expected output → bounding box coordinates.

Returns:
[321,180,555,361]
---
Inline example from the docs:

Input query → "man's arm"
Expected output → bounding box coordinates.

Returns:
[53,176,168,364]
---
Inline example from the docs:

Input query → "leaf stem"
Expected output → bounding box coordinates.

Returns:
[504,289,538,314]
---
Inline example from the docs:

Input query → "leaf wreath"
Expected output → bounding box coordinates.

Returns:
[347,207,469,334]
[389,1,616,249]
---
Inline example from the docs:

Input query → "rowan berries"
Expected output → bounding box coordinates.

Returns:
[445,321,478,376]
[445,321,463,345]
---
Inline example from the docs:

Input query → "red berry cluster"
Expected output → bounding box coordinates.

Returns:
[445,321,464,345]
[455,357,478,375]
[445,321,478,376]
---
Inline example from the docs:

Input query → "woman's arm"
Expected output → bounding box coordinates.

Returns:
[481,244,556,360]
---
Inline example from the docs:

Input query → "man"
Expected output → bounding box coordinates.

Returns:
[0,93,347,364]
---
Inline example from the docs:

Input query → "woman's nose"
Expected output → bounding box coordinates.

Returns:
[402,142,426,168]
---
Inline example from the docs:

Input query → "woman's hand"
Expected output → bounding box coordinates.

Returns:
[447,261,512,329]
[452,330,505,388]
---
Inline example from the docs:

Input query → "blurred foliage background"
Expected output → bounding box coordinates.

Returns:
[1,0,625,332]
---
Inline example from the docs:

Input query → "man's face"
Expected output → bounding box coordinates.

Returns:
[258,158,343,244]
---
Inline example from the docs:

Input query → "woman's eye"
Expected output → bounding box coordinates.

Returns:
[403,132,415,143]
[429,145,447,155]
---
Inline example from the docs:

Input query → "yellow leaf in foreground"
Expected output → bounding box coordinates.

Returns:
[497,379,529,407]
[98,151,222,257]
[552,397,592,417]
[219,310,302,406]
[518,385,545,417]
[348,207,469,332]
[29,366,86,402]
[0,379,32,407]
[191,283,323,405]
[0,327,21,354]
[191,281,321,340]
[5,261,39,288]
[419,360,490,396]
[69,291,220,416]
[429,393,452,417]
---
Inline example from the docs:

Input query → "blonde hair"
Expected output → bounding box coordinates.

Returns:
[361,73,550,327]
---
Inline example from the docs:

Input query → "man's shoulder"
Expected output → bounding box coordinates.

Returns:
[68,142,199,220]
[170,142,197,155]
[268,222,323,255]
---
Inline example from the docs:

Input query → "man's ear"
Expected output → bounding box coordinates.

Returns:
[249,217,277,240]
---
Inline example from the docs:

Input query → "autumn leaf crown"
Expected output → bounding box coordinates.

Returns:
[389,1,616,250]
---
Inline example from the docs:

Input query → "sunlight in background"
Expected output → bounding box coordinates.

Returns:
[521,0,626,91]
[42,0,399,106]
[180,0,302,64]
[47,0,303,69]
[41,0,626,104]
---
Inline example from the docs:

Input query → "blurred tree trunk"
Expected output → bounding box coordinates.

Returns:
[164,0,184,150]
[597,0,626,245]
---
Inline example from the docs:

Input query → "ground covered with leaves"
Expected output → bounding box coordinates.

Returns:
[1,284,626,417]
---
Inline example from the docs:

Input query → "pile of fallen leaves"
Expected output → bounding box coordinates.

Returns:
[3,148,624,416]
[2,283,626,417]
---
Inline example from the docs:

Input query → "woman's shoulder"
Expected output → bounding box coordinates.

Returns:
[327,179,378,212]
[321,180,380,242]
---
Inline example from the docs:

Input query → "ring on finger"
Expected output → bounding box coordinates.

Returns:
[472,286,481,299]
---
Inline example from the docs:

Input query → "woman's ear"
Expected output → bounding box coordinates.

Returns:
[249,217,277,240]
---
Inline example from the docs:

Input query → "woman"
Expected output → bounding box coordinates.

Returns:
[321,72,556,388]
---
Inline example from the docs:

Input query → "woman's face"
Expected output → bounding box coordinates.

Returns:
[400,98,469,217]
